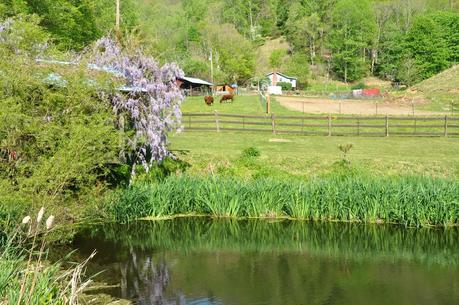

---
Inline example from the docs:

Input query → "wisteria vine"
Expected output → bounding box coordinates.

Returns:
[91,37,184,180]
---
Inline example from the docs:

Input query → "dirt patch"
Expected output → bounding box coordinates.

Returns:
[269,138,292,143]
[277,96,445,116]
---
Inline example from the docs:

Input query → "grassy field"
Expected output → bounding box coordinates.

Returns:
[170,131,459,179]
[176,95,459,179]
[182,95,298,115]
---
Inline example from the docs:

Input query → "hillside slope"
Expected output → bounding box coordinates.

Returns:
[414,65,459,95]
[255,37,290,76]
[410,65,459,111]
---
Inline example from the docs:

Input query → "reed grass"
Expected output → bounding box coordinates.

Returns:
[107,175,459,227]
[0,208,94,304]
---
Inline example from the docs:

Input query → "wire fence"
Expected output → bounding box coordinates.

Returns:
[182,112,459,137]
[275,99,458,116]
[258,90,267,111]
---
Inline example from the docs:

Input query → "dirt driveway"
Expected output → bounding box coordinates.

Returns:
[277,96,445,116]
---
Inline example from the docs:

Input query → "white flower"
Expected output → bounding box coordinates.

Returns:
[46,215,55,230]
[37,207,45,223]
[21,216,31,225]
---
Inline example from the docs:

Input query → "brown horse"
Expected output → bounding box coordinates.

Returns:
[204,95,214,106]
[220,94,234,103]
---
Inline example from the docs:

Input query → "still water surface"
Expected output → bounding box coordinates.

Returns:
[73,219,459,305]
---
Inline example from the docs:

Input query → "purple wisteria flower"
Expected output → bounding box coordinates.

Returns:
[0,18,13,42]
[91,37,184,180]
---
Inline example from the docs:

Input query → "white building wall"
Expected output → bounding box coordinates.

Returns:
[267,73,296,88]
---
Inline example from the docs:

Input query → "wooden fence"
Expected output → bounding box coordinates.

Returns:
[183,112,459,137]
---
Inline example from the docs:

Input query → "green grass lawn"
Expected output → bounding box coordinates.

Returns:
[182,95,299,116]
[182,95,457,136]
[176,95,459,180]
[170,131,459,179]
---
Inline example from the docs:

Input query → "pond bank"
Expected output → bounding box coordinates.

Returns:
[107,174,459,227]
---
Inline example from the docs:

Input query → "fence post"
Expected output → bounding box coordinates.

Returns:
[214,110,220,132]
[302,117,305,133]
[357,118,360,136]
[444,115,448,137]
[385,115,389,137]
[339,101,342,114]
[271,113,276,134]
[375,102,378,116]
[328,114,332,136]
[267,94,271,114]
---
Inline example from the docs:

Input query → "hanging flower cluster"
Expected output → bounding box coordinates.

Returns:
[0,18,12,35]
[91,37,184,177]
[0,16,48,55]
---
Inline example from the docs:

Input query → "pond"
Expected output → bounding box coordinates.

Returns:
[72,219,459,305]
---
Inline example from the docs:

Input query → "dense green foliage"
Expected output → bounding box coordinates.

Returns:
[0,0,139,50]
[107,175,459,227]
[0,18,122,225]
[133,0,459,84]
[1,0,458,85]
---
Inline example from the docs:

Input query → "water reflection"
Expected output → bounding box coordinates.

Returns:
[73,219,459,305]
[106,247,224,305]
[120,249,174,304]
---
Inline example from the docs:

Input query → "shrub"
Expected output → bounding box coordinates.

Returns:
[241,147,261,158]
[277,81,293,91]
[351,82,366,90]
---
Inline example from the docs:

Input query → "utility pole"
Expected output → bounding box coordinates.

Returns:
[209,47,214,94]
[116,0,121,33]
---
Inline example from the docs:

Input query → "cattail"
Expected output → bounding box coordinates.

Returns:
[36,207,45,223]
[46,215,55,230]
[21,215,31,225]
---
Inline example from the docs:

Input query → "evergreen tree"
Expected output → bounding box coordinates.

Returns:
[404,15,450,81]
[327,0,377,82]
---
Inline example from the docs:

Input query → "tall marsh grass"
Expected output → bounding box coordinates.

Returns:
[107,175,459,227]
[0,208,94,304]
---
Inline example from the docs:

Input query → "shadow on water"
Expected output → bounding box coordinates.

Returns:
[72,219,459,305]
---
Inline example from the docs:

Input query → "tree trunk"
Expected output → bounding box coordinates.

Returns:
[344,64,348,83]
[249,1,255,41]
[310,39,315,66]
[371,49,378,75]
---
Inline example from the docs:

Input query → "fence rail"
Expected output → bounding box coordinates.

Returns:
[183,112,459,137]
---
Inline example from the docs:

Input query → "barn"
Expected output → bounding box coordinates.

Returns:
[266,72,297,89]
[177,77,213,96]
[215,84,237,95]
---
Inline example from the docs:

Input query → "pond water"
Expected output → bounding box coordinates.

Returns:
[73,219,459,305]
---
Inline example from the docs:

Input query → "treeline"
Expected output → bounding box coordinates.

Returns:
[282,0,459,84]
[1,0,458,85]
[0,0,139,49]
[140,0,458,85]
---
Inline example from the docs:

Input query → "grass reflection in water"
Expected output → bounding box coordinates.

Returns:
[74,219,459,305]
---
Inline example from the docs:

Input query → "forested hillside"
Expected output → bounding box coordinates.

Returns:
[1,0,458,86]
[137,0,458,86]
